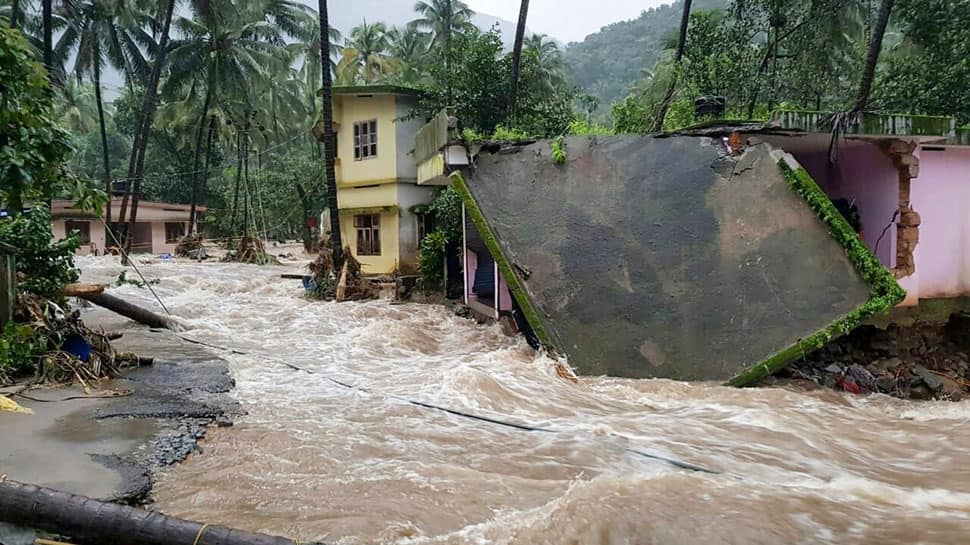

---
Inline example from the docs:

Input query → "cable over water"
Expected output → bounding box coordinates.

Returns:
[76,255,970,545]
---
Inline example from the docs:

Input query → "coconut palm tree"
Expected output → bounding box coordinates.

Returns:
[524,34,566,91]
[337,20,392,83]
[161,0,290,237]
[651,0,693,132]
[854,0,894,112]
[55,0,147,223]
[56,79,99,132]
[411,0,473,67]
[385,24,430,85]
[318,0,342,267]
[509,0,529,119]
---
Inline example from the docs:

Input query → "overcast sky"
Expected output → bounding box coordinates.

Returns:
[464,0,674,43]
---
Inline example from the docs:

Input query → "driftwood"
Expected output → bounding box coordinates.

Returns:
[62,283,106,297]
[335,260,349,302]
[80,292,178,331]
[0,480,322,545]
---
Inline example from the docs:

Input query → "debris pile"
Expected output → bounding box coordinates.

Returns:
[221,232,278,265]
[773,315,970,401]
[306,246,374,301]
[174,234,208,260]
[2,293,139,387]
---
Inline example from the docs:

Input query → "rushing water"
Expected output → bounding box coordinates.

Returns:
[77,255,970,545]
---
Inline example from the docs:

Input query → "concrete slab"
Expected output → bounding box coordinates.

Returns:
[456,135,900,381]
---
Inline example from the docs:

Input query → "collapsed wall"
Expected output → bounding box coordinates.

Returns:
[453,134,903,383]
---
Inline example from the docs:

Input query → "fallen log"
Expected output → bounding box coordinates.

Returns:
[0,480,322,545]
[80,292,179,331]
[279,274,310,280]
[62,283,106,297]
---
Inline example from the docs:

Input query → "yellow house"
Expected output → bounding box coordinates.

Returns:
[331,85,434,275]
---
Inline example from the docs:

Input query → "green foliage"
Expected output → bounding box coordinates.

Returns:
[418,231,448,289]
[0,322,45,383]
[568,118,613,136]
[0,28,74,217]
[115,270,160,289]
[420,28,576,138]
[417,186,462,287]
[563,0,729,118]
[873,0,970,124]
[492,125,532,141]
[550,136,567,164]
[428,186,462,243]
[0,207,80,298]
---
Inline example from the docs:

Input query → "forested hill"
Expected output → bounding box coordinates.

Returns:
[564,0,728,112]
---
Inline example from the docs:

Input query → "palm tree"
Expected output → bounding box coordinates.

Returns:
[385,24,430,85]
[651,0,693,132]
[56,79,99,132]
[289,22,342,127]
[524,34,566,91]
[854,0,894,112]
[509,0,529,120]
[318,0,342,267]
[55,0,147,223]
[118,0,176,245]
[337,20,392,83]
[411,0,473,68]
[161,0,289,238]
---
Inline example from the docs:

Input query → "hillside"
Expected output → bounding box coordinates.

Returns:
[564,0,729,112]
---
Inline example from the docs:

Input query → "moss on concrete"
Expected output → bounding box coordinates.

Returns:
[450,172,559,354]
[728,159,906,386]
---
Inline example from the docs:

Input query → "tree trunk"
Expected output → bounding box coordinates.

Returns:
[230,130,243,231]
[853,0,894,112]
[118,0,176,235]
[509,0,530,121]
[10,0,20,29]
[93,67,113,224]
[82,292,178,330]
[296,183,313,253]
[651,0,693,133]
[318,0,343,268]
[192,116,217,235]
[188,87,214,236]
[42,0,51,72]
[0,479,315,545]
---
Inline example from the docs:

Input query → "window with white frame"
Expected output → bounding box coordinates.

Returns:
[354,120,378,160]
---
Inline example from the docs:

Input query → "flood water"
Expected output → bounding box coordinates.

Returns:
[77,255,970,544]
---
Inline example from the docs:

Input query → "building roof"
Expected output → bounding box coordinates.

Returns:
[329,84,422,97]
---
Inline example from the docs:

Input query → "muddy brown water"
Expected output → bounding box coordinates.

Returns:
[77,256,970,545]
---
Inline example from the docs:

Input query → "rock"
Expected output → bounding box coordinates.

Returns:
[875,376,895,393]
[215,415,234,427]
[910,384,933,400]
[913,366,944,392]
[846,364,877,392]
[936,375,964,401]
[824,363,843,374]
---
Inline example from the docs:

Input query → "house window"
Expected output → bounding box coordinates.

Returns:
[417,212,436,242]
[353,120,378,161]
[65,221,91,244]
[165,222,185,243]
[354,214,381,256]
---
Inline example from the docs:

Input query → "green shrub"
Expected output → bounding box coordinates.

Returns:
[0,322,45,383]
[418,231,448,289]
[0,207,80,298]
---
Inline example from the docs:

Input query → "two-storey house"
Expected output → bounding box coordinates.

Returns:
[330,85,434,275]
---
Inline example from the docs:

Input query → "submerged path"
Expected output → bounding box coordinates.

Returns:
[77,256,970,545]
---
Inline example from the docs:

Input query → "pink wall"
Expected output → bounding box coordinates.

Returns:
[794,142,900,268]
[464,248,478,304]
[498,272,513,312]
[911,147,970,300]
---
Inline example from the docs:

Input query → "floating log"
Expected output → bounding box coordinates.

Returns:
[63,283,106,297]
[80,292,178,331]
[279,274,310,280]
[0,480,322,545]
